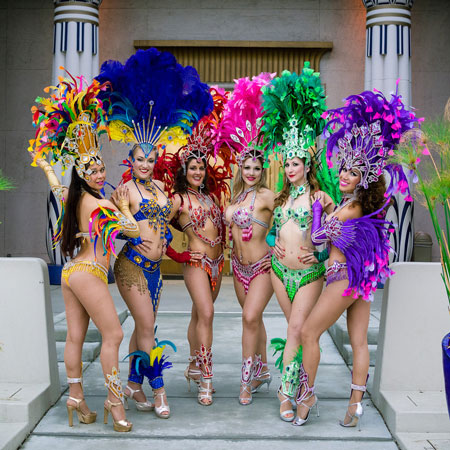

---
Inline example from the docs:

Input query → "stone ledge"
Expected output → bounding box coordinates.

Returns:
[396,432,450,450]
[378,390,450,434]
[0,422,28,450]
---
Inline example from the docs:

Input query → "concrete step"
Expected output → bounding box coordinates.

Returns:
[53,307,128,343]
[0,422,28,450]
[396,432,450,450]
[55,341,101,363]
[378,390,450,434]
[0,382,57,450]
[341,344,378,366]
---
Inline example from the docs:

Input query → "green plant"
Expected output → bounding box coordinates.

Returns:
[0,170,13,191]
[392,100,450,306]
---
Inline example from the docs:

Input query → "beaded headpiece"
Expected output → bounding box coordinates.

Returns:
[95,48,213,160]
[260,62,327,168]
[165,87,233,204]
[217,72,275,167]
[323,89,418,191]
[179,87,229,174]
[29,71,108,181]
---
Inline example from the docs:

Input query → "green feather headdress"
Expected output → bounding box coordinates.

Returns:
[259,62,327,167]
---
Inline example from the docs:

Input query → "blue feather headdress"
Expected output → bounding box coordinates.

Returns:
[96,48,213,157]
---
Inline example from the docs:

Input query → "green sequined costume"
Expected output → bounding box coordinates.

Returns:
[271,255,325,302]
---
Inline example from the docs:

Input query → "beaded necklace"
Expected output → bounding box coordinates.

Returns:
[289,182,309,200]
[234,186,255,205]
[186,187,223,248]
[133,175,157,197]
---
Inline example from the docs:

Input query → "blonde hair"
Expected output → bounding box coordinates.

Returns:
[232,157,267,202]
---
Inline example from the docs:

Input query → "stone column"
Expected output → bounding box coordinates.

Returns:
[47,0,102,267]
[362,0,415,262]
[363,0,413,106]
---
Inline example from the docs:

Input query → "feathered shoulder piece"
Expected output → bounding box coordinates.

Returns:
[323,88,418,196]
[216,72,275,167]
[29,71,109,178]
[259,62,326,166]
[95,48,213,156]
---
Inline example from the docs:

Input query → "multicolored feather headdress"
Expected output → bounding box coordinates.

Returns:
[323,88,418,192]
[29,71,109,180]
[260,62,327,167]
[217,72,275,167]
[95,48,213,158]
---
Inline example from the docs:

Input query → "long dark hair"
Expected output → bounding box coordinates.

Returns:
[174,157,210,195]
[356,174,388,216]
[61,168,103,257]
[274,158,320,209]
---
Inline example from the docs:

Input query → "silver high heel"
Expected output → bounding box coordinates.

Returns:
[153,388,170,419]
[277,387,295,422]
[292,366,319,426]
[239,356,254,406]
[339,381,367,430]
[251,355,272,393]
[184,356,202,392]
[124,385,154,411]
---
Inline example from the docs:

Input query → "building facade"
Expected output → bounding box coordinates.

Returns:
[0,0,449,262]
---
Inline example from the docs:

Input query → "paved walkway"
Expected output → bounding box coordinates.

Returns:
[21,278,398,450]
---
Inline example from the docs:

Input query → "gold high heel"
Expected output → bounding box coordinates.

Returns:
[103,367,132,432]
[66,374,97,427]
[104,399,132,432]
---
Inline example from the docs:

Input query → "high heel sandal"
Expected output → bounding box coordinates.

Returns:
[196,345,213,406]
[239,357,254,406]
[251,355,272,393]
[103,367,132,432]
[292,366,319,426]
[153,388,170,419]
[66,375,97,427]
[124,385,154,411]
[277,388,295,422]
[278,359,301,421]
[184,355,201,392]
[339,380,368,430]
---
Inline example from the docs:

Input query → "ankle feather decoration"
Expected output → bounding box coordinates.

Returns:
[128,355,144,384]
[125,340,177,390]
[105,367,124,403]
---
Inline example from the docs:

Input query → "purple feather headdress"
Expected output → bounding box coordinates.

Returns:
[323,88,418,197]
[216,72,275,167]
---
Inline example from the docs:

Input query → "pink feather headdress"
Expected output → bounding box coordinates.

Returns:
[216,72,275,167]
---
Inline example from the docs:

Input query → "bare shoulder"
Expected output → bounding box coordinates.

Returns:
[338,201,363,221]
[154,179,165,190]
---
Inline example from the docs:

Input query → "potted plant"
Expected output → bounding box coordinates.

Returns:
[393,99,450,416]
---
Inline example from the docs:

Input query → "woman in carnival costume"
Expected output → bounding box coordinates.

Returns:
[95,48,213,419]
[29,74,139,432]
[295,89,417,428]
[260,63,329,422]
[217,73,276,405]
[165,87,232,406]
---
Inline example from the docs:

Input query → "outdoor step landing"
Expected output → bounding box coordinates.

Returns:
[56,341,101,363]
[396,432,450,450]
[0,422,28,450]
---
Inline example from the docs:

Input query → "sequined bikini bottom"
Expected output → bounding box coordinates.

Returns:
[114,243,162,312]
[187,253,224,292]
[62,260,108,286]
[325,261,348,287]
[271,256,325,302]
[232,251,271,295]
